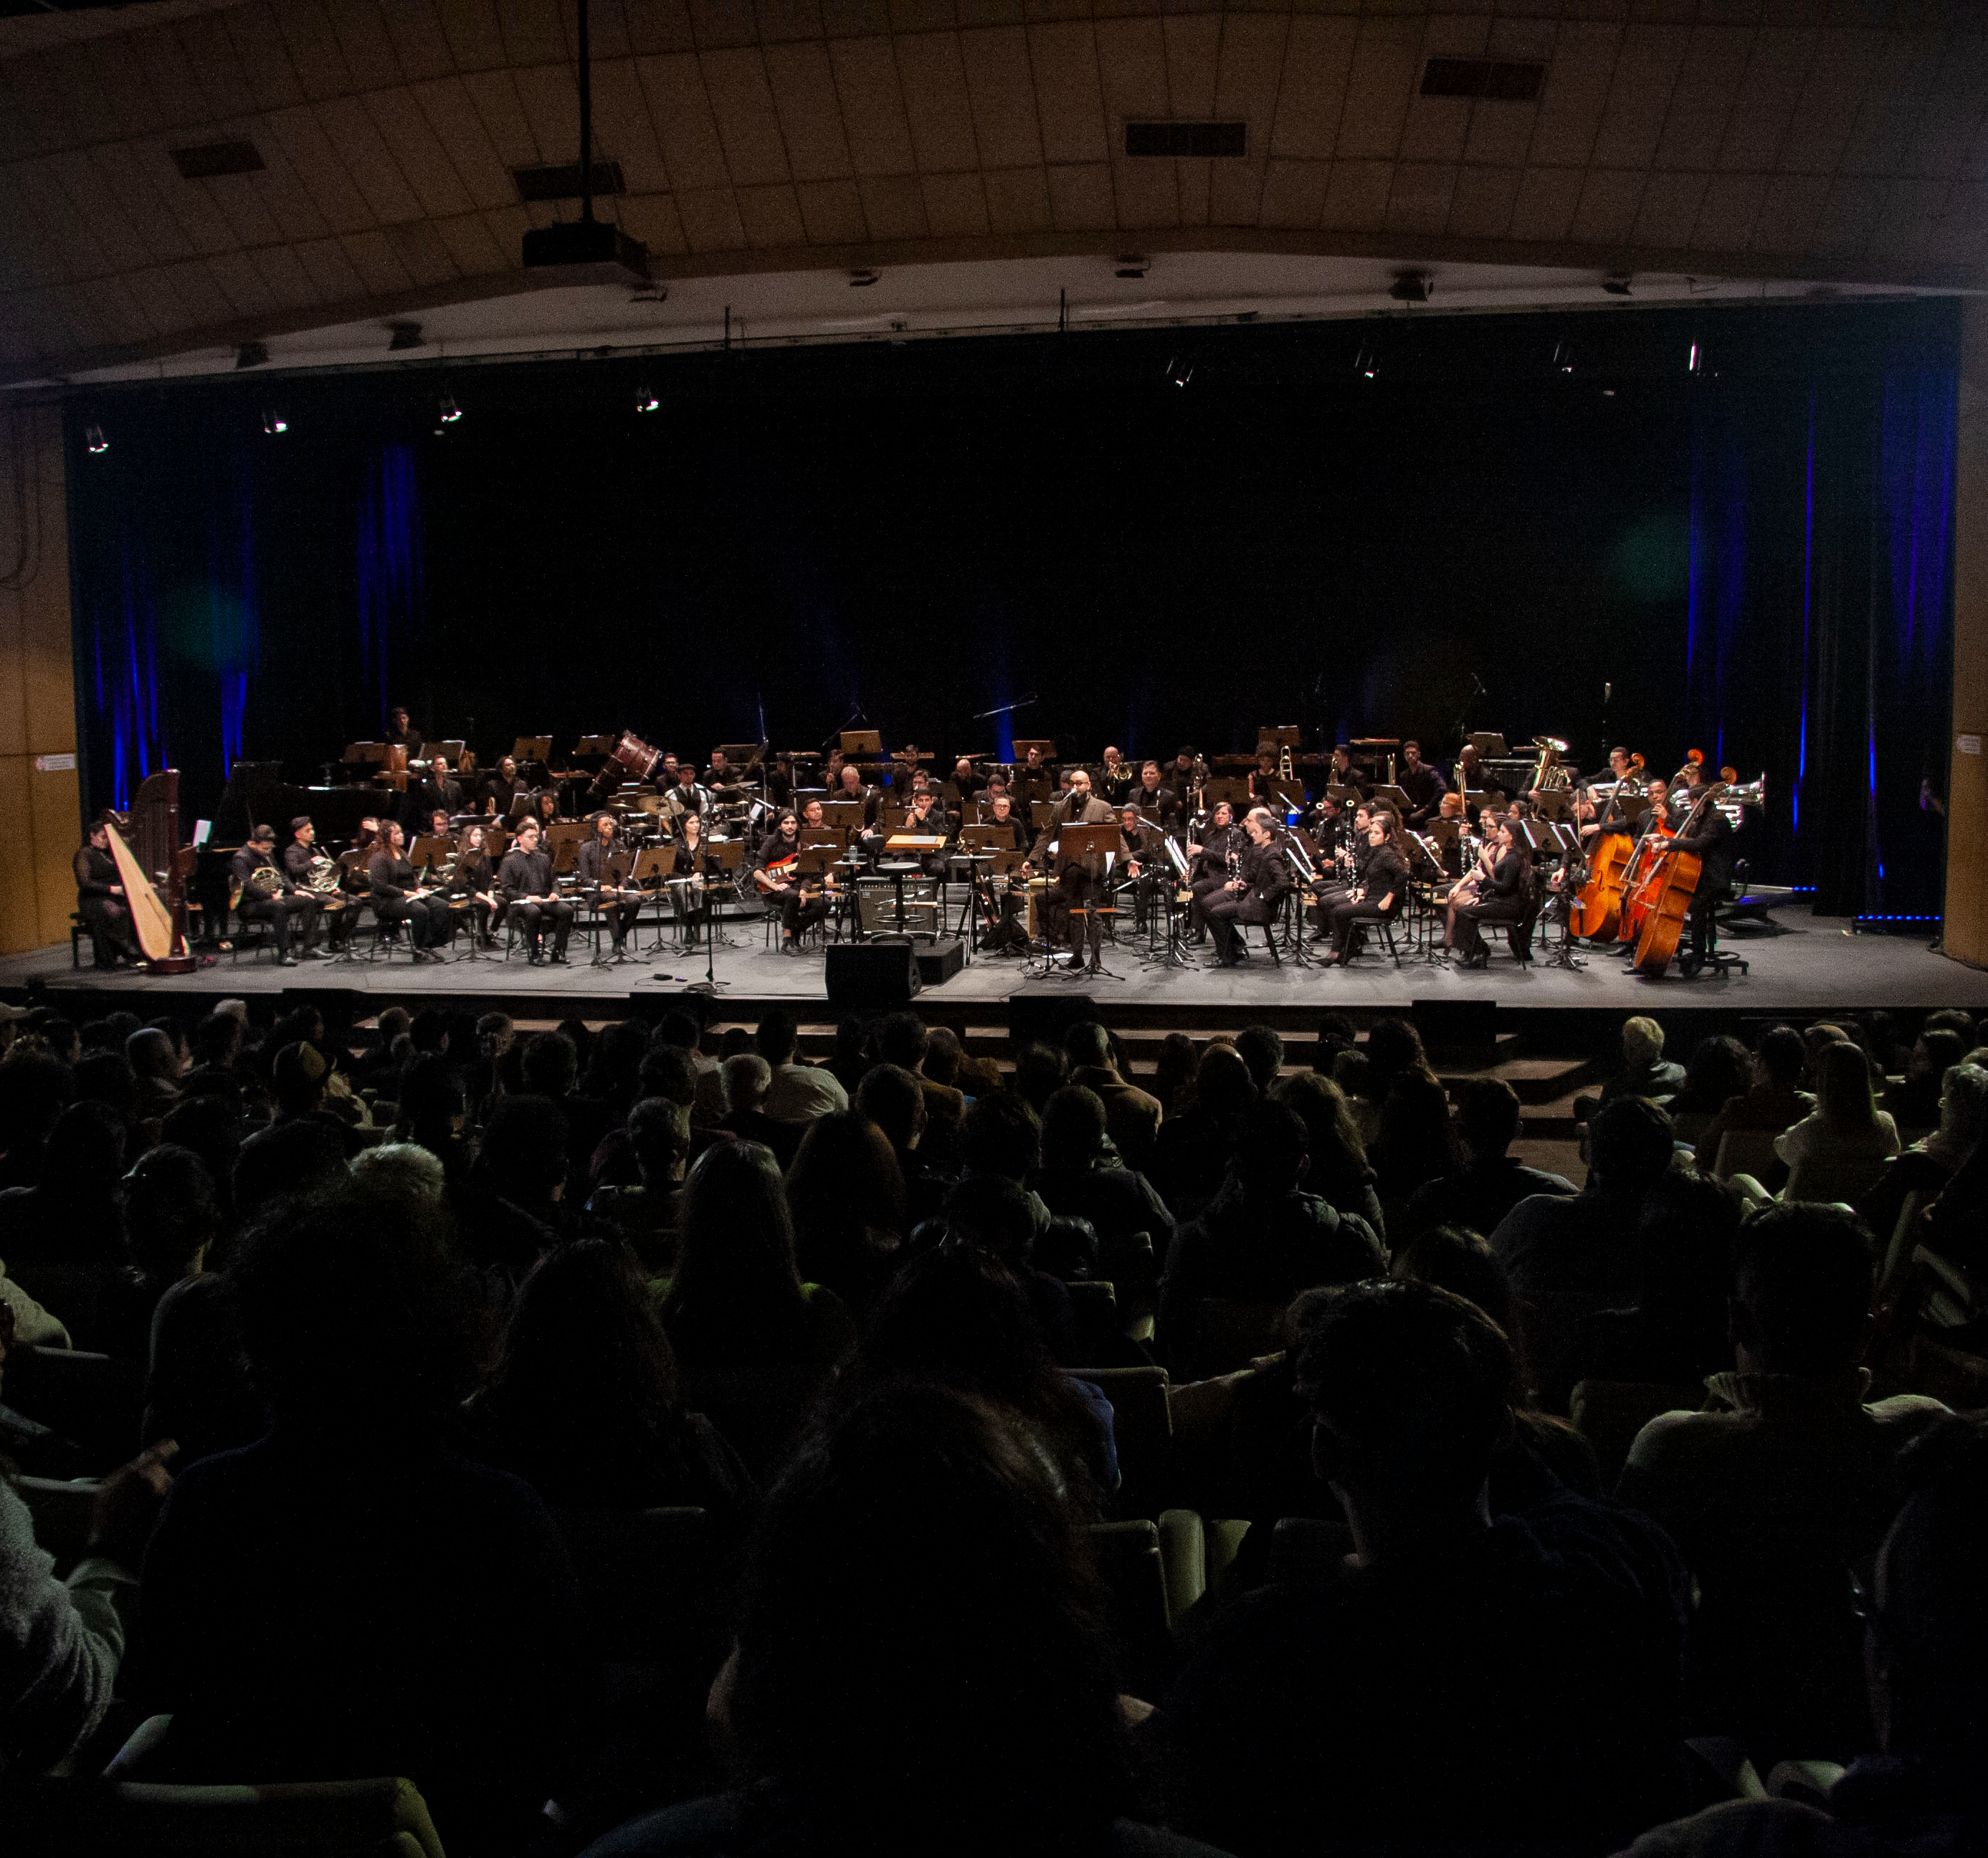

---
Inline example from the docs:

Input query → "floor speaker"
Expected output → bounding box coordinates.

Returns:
[827,940,923,1007]
[915,939,966,986]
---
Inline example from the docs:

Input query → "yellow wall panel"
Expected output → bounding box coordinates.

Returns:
[18,406,75,757]
[0,587,24,761]
[27,758,82,948]
[1949,302,1988,969]
[0,756,38,954]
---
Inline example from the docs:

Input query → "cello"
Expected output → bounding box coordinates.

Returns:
[1571,751,1645,939]
[1631,763,1735,977]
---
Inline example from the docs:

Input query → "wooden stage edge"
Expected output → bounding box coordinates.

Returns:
[8,916,1987,1036]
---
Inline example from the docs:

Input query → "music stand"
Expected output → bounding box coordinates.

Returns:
[840,729,883,757]
[1468,732,1508,758]
[1543,820,1589,971]
[1257,724,1303,751]
[1011,738,1057,763]
[1057,823,1126,981]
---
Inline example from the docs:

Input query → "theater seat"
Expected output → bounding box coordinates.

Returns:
[551,1507,715,1675]
[14,1475,100,1578]
[0,1775,443,1858]
[1569,1379,1708,1488]
[5,1347,144,1474]
[1069,1365,1172,1512]
[1189,1298,1289,1380]
[1085,1519,1174,1697]
[1710,1128,1781,1184]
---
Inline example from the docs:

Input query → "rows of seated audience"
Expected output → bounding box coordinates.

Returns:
[1,989,1985,1856]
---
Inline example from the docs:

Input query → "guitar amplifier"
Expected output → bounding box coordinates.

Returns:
[857,877,940,935]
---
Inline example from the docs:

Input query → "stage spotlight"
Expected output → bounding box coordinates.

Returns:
[235,340,269,370]
[635,386,660,413]
[439,392,463,424]
[388,320,424,351]
[1354,344,1378,379]
[85,423,108,454]
[1552,340,1574,373]
[1688,342,1703,375]
[1602,275,1633,297]
[262,409,288,435]
[1387,271,1430,304]
[1165,355,1193,387]
[849,268,880,287]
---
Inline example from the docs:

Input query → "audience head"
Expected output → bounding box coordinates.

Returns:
[1365,1019,1430,1092]
[396,1054,465,1156]
[1011,1042,1067,1113]
[1153,1032,1199,1103]
[1374,1072,1460,1175]
[1683,1035,1750,1110]
[1587,1097,1676,1199]
[1232,1099,1310,1196]
[943,1176,1039,1268]
[349,1142,448,1213]
[73,1051,137,1118]
[0,1048,75,1156]
[1192,1042,1259,1123]
[1040,1085,1109,1171]
[877,1012,930,1075]
[1063,1020,1110,1072]
[520,1030,579,1099]
[787,1113,906,1245]
[1936,1062,1988,1150]
[1633,1169,1742,1328]
[1391,1226,1518,1340]
[1910,1027,1968,1085]
[1731,1203,1875,1377]
[1233,1024,1285,1093]
[923,1026,964,1089]
[637,1042,699,1110]
[1294,1280,1517,1527]
[1922,1008,1978,1049]
[126,1025,181,1085]
[755,1008,799,1069]
[120,1143,219,1282]
[722,1052,773,1115]
[233,1116,348,1219]
[1815,1038,1880,1130]
[857,1063,927,1154]
[476,1095,569,1211]
[233,1178,476,1432]
[1756,1024,1807,1090]
[959,1090,1041,1183]
[45,1099,128,1198]
[271,1041,329,1118]
[1453,1077,1522,1163]
[1620,1015,1666,1068]
[627,1097,692,1188]
[670,1140,804,1324]
[726,1384,1130,1845]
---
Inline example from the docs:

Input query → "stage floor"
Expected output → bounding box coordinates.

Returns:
[7,913,1985,1029]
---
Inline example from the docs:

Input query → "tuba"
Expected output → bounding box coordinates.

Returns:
[1528,735,1571,793]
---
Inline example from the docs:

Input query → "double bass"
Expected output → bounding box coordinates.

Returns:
[1631,762,1735,977]
[1571,752,1644,939]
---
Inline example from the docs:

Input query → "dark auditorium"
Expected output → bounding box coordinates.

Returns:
[4,3,1988,1854]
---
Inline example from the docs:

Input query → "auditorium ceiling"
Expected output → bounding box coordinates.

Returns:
[0,0,1982,386]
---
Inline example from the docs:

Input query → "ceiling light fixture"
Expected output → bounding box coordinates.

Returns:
[235,340,269,370]
[85,423,108,454]
[388,320,424,351]
[1165,354,1193,387]
[439,392,463,424]
[1688,343,1703,376]
[262,409,287,435]
[1116,254,1148,280]
[635,386,660,413]
[1387,271,1430,304]
[849,268,880,287]
[1552,340,1574,374]
[1601,275,1632,297]
[1354,344,1379,379]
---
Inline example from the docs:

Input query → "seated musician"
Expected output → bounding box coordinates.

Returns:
[1133,760,1179,834]
[951,756,984,806]
[756,809,828,953]
[1665,761,1738,961]
[576,811,643,961]
[982,791,1029,854]
[480,755,525,817]
[412,807,454,867]
[1435,791,1468,873]
[283,817,348,945]
[1017,745,1058,797]
[1450,819,1528,969]
[1324,816,1409,966]
[1024,768,1115,952]
[978,771,1012,817]
[1249,748,1280,804]
[1203,808,1290,968]
[74,817,141,968]
[1097,746,1135,808]
[1168,748,1199,799]
[899,789,955,879]
[231,823,323,967]
[368,819,452,963]
[705,748,744,804]
[531,791,561,838]
[1398,740,1449,826]
[1635,779,1673,837]
[1115,803,1164,930]
[384,705,424,758]
[669,809,714,945]
[662,762,708,827]
[448,824,500,948]
[498,818,573,965]
[1310,801,1378,930]
[764,753,794,808]
[834,762,884,860]
[1185,801,1241,941]
[1330,743,1361,793]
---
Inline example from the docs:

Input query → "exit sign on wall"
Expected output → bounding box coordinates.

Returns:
[33,753,75,772]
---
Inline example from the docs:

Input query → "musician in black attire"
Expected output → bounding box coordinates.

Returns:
[950,756,985,807]
[1450,818,1530,969]
[667,810,715,945]
[705,749,744,804]
[481,755,526,818]
[1133,761,1180,834]
[1249,748,1281,805]
[756,810,827,952]
[1097,747,1136,808]
[576,812,643,961]
[498,819,573,964]
[1114,803,1168,932]
[1397,740,1450,826]
[367,819,451,961]
[384,705,423,758]
[1323,817,1409,966]
[764,754,794,808]
[1185,801,1242,940]
[898,789,955,878]
[448,824,500,948]
[1668,764,1738,962]
[231,823,323,966]
[1308,803,1376,928]
[1024,769,1116,953]
[1203,809,1290,967]
[75,818,141,967]
[282,816,349,951]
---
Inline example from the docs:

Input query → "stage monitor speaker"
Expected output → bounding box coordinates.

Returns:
[1413,997,1496,1052]
[915,940,966,986]
[827,940,923,1008]
[1007,991,1098,1049]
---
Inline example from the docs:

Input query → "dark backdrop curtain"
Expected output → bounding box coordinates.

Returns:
[67,299,1957,915]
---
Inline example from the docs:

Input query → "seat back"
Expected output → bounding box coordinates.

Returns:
[1569,1378,1707,1487]
[551,1505,714,1674]
[15,1475,102,1578]
[1711,1126,1781,1183]
[0,1774,443,1858]
[4,1262,116,1350]
[1192,1297,1289,1378]
[1085,1519,1173,1695]
[1070,1364,1171,1510]
[6,1345,145,1472]
[1908,1333,1988,1409]
[1785,1150,1891,1208]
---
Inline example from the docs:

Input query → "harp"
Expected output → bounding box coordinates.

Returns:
[103,771,198,974]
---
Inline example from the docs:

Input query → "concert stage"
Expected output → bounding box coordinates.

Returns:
[8,914,1984,1038]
